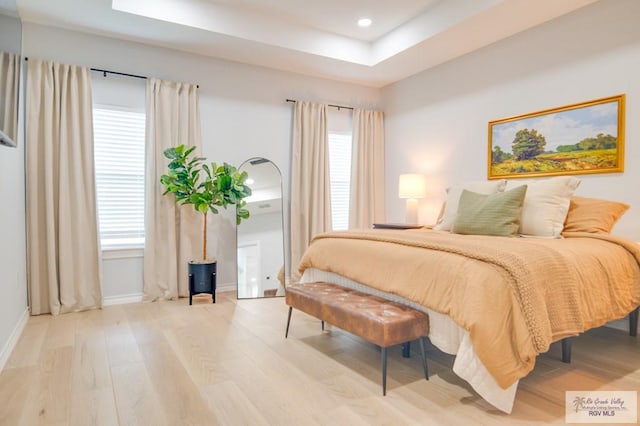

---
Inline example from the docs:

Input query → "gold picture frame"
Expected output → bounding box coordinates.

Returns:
[488,94,625,179]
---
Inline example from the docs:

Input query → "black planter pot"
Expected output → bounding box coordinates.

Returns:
[188,260,217,305]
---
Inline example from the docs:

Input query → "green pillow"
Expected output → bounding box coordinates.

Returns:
[452,185,528,237]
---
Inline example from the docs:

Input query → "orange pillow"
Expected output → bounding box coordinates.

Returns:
[563,196,629,234]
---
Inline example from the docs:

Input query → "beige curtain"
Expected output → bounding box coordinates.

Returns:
[144,78,201,301]
[26,59,102,315]
[349,108,385,229]
[290,101,331,282]
[0,51,20,144]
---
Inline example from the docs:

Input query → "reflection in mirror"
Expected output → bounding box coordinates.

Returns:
[0,51,20,147]
[237,157,285,299]
[0,11,22,148]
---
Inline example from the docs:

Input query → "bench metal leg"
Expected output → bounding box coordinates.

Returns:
[321,320,325,331]
[630,307,639,337]
[381,347,388,396]
[285,307,292,338]
[419,337,429,380]
[561,337,572,363]
[402,342,410,358]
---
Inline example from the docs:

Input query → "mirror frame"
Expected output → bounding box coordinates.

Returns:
[236,157,286,299]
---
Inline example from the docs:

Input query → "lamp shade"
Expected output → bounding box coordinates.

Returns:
[398,174,427,199]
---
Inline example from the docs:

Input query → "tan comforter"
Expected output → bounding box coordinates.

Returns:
[298,229,640,389]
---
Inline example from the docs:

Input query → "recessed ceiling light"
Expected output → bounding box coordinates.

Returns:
[357,18,372,28]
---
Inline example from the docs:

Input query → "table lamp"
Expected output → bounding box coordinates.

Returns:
[398,174,426,224]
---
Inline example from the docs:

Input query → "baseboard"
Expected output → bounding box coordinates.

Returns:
[216,282,236,294]
[0,307,29,373]
[103,293,143,306]
[102,286,236,305]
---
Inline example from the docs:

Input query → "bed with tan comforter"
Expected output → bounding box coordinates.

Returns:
[298,228,640,412]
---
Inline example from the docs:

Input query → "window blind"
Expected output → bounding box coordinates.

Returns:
[93,106,146,248]
[328,132,352,231]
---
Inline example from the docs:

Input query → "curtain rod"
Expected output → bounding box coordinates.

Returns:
[91,67,146,80]
[286,98,354,111]
[24,57,199,88]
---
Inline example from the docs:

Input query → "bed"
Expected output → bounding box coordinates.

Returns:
[295,178,640,413]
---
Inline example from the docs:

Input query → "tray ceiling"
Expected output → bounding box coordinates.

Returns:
[13,0,600,87]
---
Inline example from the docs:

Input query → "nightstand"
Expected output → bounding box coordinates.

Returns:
[372,223,425,230]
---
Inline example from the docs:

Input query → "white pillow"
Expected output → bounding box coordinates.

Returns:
[434,180,507,231]
[505,176,581,238]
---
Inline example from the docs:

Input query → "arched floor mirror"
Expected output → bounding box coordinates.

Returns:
[237,157,285,299]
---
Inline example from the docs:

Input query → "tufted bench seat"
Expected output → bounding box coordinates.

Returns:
[285,281,429,395]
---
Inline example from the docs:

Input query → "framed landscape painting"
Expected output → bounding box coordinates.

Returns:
[488,94,625,179]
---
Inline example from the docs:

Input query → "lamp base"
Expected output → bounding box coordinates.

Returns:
[405,199,419,224]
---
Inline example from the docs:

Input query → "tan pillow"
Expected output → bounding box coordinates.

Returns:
[563,196,630,234]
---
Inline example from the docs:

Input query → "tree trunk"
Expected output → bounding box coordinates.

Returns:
[202,212,207,260]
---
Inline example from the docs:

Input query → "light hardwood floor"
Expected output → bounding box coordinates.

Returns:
[1,292,638,425]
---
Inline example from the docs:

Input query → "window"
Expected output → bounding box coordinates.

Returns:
[328,132,352,231]
[93,106,146,249]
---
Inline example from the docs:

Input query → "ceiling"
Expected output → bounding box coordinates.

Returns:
[6,0,600,87]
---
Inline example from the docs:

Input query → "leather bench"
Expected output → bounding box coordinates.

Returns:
[285,281,429,395]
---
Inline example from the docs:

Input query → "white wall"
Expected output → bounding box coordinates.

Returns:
[0,13,21,54]
[381,0,640,240]
[0,13,28,371]
[21,22,381,298]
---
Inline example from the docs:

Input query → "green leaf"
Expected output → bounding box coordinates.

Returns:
[164,147,179,159]
[218,175,232,191]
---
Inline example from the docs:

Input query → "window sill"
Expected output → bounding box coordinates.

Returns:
[102,247,144,260]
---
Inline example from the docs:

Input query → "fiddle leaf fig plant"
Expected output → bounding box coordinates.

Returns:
[160,144,251,260]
